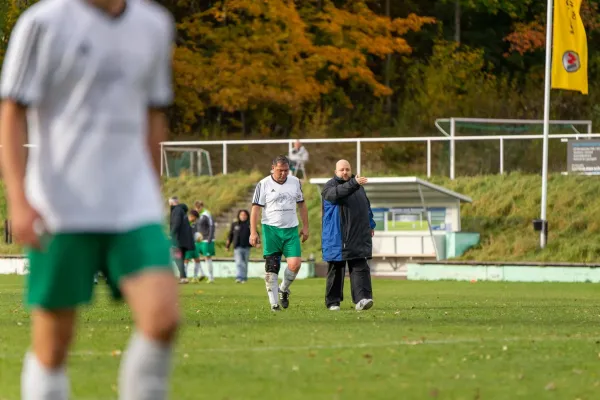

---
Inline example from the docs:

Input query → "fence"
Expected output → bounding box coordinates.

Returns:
[161,132,600,179]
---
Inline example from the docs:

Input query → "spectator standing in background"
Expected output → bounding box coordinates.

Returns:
[169,196,195,284]
[288,139,309,179]
[226,210,252,283]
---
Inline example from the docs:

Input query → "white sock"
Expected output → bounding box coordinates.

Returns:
[265,272,279,306]
[22,352,69,400]
[119,332,172,400]
[194,261,204,278]
[280,268,297,293]
[206,259,213,280]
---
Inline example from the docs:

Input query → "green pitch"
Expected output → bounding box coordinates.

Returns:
[1,275,600,399]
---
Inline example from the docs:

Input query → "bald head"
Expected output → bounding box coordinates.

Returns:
[335,159,352,181]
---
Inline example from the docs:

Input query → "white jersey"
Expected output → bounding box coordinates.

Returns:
[252,175,304,229]
[0,0,174,232]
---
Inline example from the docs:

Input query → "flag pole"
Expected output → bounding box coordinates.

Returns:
[540,0,554,249]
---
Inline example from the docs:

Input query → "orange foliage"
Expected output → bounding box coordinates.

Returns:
[172,0,434,132]
[504,1,599,56]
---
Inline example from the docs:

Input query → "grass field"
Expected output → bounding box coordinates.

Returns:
[2,275,600,399]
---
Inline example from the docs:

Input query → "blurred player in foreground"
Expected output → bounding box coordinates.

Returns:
[0,0,179,398]
[250,155,309,311]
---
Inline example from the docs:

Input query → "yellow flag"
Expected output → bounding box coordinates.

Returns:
[551,0,588,94]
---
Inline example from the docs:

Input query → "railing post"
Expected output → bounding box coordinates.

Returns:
[450,118,456,180]
[222,143,228,175]
[500,138,504,175]
[356,140,362,176]
[427,140,431,178]
[160,143,164,177]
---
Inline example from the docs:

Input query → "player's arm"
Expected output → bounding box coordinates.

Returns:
[250,181,265,246]
[0,15,44,206]
[297,181,309,241]
[208,216,215,242]
[147,110,168,178]
[298,201,309,242]
[0,101,29,206]
[250,205,261,247]
[147,15,175,178]
[0,14,46,246]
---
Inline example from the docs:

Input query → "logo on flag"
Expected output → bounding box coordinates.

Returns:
[562,51,581,73]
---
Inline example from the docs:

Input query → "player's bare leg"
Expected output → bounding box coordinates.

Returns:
[22,309,75,399]
[119,270,180,400]
[279,257,301,309]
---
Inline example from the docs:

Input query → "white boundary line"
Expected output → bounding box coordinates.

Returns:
[0,335,596,360]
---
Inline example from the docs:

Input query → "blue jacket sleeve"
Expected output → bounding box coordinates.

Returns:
[367,196,376,230]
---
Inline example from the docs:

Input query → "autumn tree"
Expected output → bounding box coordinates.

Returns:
[171,0,434,136]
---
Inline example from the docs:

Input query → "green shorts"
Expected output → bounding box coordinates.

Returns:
[199,241,215,257]
[26,224,172,310]
[185,243,201,260]
[262,224,301,258]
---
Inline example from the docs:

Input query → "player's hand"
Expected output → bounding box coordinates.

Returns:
[371,229,375,237]
[10,202,43,249]
[300,227,309,243]
[355,175,368,185]
[250,232,260,247]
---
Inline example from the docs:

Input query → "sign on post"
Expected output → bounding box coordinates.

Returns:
[567,140,600,175]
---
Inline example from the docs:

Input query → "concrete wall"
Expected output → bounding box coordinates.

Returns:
[0,257,316,279]
[407,263,600,283]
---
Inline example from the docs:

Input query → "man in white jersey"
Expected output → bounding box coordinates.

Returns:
[0,0,179,399]
[250,155,309,311]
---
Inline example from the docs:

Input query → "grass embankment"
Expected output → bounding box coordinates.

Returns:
[430,173,600,263]
[0,173,597,263]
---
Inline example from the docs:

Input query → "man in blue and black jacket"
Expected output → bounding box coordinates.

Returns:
[321,160,376,311]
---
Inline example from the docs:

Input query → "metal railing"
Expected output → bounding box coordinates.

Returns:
[161,132,600,179]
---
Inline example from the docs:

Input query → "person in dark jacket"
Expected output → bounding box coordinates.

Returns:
[169,196,195,284]
[226,209,252,283]
[321,160,376,311]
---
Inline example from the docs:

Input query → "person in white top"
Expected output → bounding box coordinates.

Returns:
[250,155,310,311]
[288,139,309,178]
[0,0,179,399]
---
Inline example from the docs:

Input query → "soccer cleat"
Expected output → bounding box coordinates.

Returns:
[328,305,341,311]
[271,304,281,312]
[279,290,290,309]
[355,299,373,311]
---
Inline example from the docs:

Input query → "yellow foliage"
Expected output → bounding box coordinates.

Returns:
[171,0,434,133]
